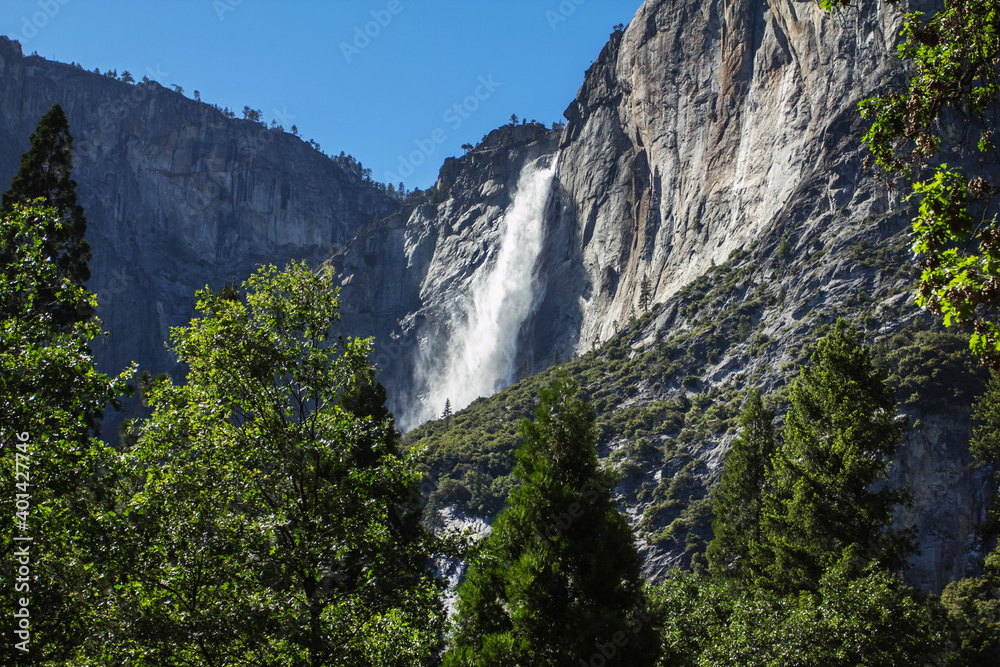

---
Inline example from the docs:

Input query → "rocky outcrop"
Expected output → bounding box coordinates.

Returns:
[337,0,917,426]
[0,36,397,384]
[334,125,564,428]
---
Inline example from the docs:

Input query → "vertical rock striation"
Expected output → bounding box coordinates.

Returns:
[557,0,909,350]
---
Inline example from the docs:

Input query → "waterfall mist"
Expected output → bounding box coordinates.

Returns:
[405,154,558,430]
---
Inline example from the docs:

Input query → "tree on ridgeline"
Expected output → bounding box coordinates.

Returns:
[445,378,659,666]
[442,398,453,429]
[639,275,652,312]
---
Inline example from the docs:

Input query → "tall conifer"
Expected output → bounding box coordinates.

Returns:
[445,379,658,666]
[1,103,92,330]
[707,389,775,581]
[761,320,914,592]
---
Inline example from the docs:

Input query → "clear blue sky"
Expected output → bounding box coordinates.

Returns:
[1,0,639,189]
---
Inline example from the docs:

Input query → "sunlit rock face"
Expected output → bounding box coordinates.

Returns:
[340,0,914,427]
[558,0,911,353]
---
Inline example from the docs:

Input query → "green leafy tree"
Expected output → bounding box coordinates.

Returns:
[824,0,1000,368]
[760,320,914,592]
[1,203,133,664]
[653,566,939,666]
[85,262,444,666]
[707,390,776,582]
[1,104,92,330]
[445,378,659,666]
[971,370,1000,465]
[940,572,1000,666]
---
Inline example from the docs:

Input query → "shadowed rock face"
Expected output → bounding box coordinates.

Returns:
[0,36,397,381]
[0,0,992,593]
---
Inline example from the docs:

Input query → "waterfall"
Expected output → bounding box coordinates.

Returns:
[406,154,558,429]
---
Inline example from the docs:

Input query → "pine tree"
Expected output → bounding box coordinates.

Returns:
[1,203,133,662]
[1,104,92,330]
[445,378,659,666]
[760,320,914,592]
[707,390,776,581]
[639,275,652,312]
[442,398,453,429]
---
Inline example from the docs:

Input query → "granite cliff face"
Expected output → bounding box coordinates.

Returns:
[335,0,993,592]
[0,0,993,593]
[339,0,916,427]
[0,36,397,383]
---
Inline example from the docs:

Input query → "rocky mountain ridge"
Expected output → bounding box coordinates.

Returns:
[0,35,397,385]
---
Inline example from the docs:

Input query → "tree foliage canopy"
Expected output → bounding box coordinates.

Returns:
[760,320,913,592]
[1,103,92,332]
[835,0,1000,368]
[1,203,133,662]
[85,262,444,666]
[707,389,775,582]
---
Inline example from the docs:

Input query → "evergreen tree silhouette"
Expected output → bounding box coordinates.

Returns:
[2,103,92,330]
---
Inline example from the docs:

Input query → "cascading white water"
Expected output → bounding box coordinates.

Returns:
[408,154,558,428]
